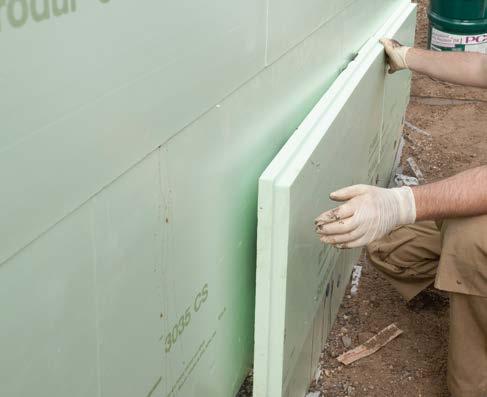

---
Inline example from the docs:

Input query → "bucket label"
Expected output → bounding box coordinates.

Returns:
[431,27,487,53]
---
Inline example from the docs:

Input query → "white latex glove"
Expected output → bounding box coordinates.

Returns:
[380,38,410,73]
[315,185,416,248]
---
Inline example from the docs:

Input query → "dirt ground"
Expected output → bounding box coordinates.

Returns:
[238,1,487,395]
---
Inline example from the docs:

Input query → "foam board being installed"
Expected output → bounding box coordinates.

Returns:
[253,4,416,396]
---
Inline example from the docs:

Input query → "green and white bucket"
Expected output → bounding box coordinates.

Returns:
[428,0,487,53]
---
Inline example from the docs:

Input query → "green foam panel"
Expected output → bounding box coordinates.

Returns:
[253,4,416,396]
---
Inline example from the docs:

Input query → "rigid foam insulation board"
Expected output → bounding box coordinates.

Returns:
[0,1,409,396]
[253,4,416,397]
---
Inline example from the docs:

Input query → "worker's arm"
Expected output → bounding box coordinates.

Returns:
[381,38,487,88]
[413,165,487,220]
[315,166,487,248]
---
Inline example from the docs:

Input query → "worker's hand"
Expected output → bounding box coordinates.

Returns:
[380,38,410,73]
[315,185,416,248]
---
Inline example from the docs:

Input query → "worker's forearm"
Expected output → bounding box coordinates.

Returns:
[406,47,487,88]
[412,166,487,221]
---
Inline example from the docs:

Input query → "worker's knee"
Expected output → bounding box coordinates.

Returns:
[367,221,440,278]
[367,227,411,277]
[367,222,441,301]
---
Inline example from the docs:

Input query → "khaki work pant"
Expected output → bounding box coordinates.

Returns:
[367,216,487,397]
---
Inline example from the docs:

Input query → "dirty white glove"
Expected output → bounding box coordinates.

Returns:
[315,185,416,248]
[380,38,410,73]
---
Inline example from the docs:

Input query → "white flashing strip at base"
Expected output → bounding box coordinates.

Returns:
[253,3,416,396]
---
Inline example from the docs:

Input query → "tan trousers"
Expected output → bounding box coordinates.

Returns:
[367,216,487,397]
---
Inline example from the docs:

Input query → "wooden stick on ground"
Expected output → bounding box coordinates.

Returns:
[337,323,403,366]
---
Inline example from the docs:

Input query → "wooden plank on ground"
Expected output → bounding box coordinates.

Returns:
[337,323,403,366]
